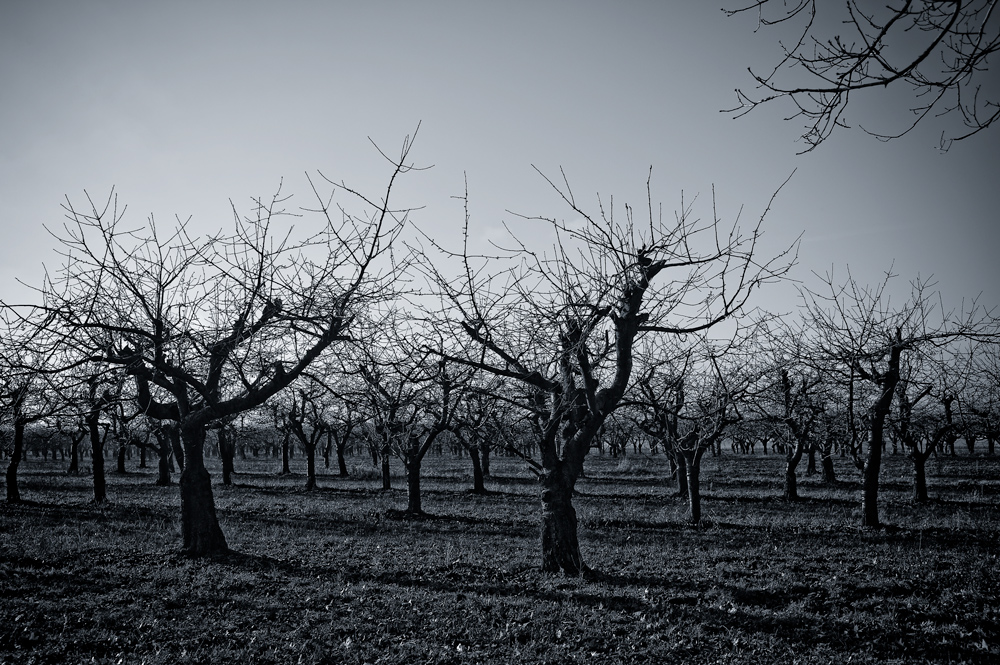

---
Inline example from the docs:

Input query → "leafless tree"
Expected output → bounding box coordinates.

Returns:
[726,1,1000,150]
[800,270,996,526]
[354,316,471,517]
[419,170,795,574]
[29,133,416,556]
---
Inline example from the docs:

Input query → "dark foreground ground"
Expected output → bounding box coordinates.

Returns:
[1,450,998,664]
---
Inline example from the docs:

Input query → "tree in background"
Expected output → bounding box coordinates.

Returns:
[727,0,999,150]
[800,271,996,526]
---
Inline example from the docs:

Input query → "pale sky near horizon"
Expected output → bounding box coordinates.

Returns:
[1,1,998,321]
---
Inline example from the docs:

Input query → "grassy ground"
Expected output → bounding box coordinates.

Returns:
[1,449,998,664]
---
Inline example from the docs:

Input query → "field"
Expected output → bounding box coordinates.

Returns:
[2,449,998,664]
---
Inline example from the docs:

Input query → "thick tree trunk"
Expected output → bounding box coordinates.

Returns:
[481,443,491,477]
[179,424,228,557]
[5,423,24,503]
[540,465,582,576]
[862,439,883,527]
[469,446,486,494]
[673,450,688,498]
[219,427,235,486]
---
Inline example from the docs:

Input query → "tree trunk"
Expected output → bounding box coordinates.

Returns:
[171,428,184,471]
[469,446,486,494]
[155,430,172,486]
[381,444,391,490]
[179,424,228,557]
[481,443,491,477]
[540,464,582,576]
[219,427,235,486]
[673,450,688,498]
[805,444,817,476]
[305,441,317,490]
[5,423,25,503]
[784,441,804,501]
[67,432,82,476]
[116,442,127,474]
[337,435,349,477]
[405,455,423,514]
[88,411,107,504]
[821,451,836,484]
[862,434,883,527]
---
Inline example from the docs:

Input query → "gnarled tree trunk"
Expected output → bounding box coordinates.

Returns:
[179,424,228,557]
[540,463,582,576]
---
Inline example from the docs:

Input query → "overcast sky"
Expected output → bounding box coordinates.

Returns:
[2,1,997,319]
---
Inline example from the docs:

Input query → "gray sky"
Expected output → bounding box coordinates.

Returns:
[2,0,997,317]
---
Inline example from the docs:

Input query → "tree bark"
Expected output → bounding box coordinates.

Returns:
[405,456,423,514]
[67,430,83,476]
[481,443,491,477]
[673,450,688,498]
[861,342,902,528]
[540,464,582,575]
[784,440,804,501]
[87,410,107,504]
[155,429,172,486]
[179,424,228,557]
[469,446,486,494]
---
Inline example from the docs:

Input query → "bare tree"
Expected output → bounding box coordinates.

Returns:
[355,317,470,517]
[420,171,794,574]
[726,1,1000,150]
[800,270,996,526]
[31,133,416,556]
